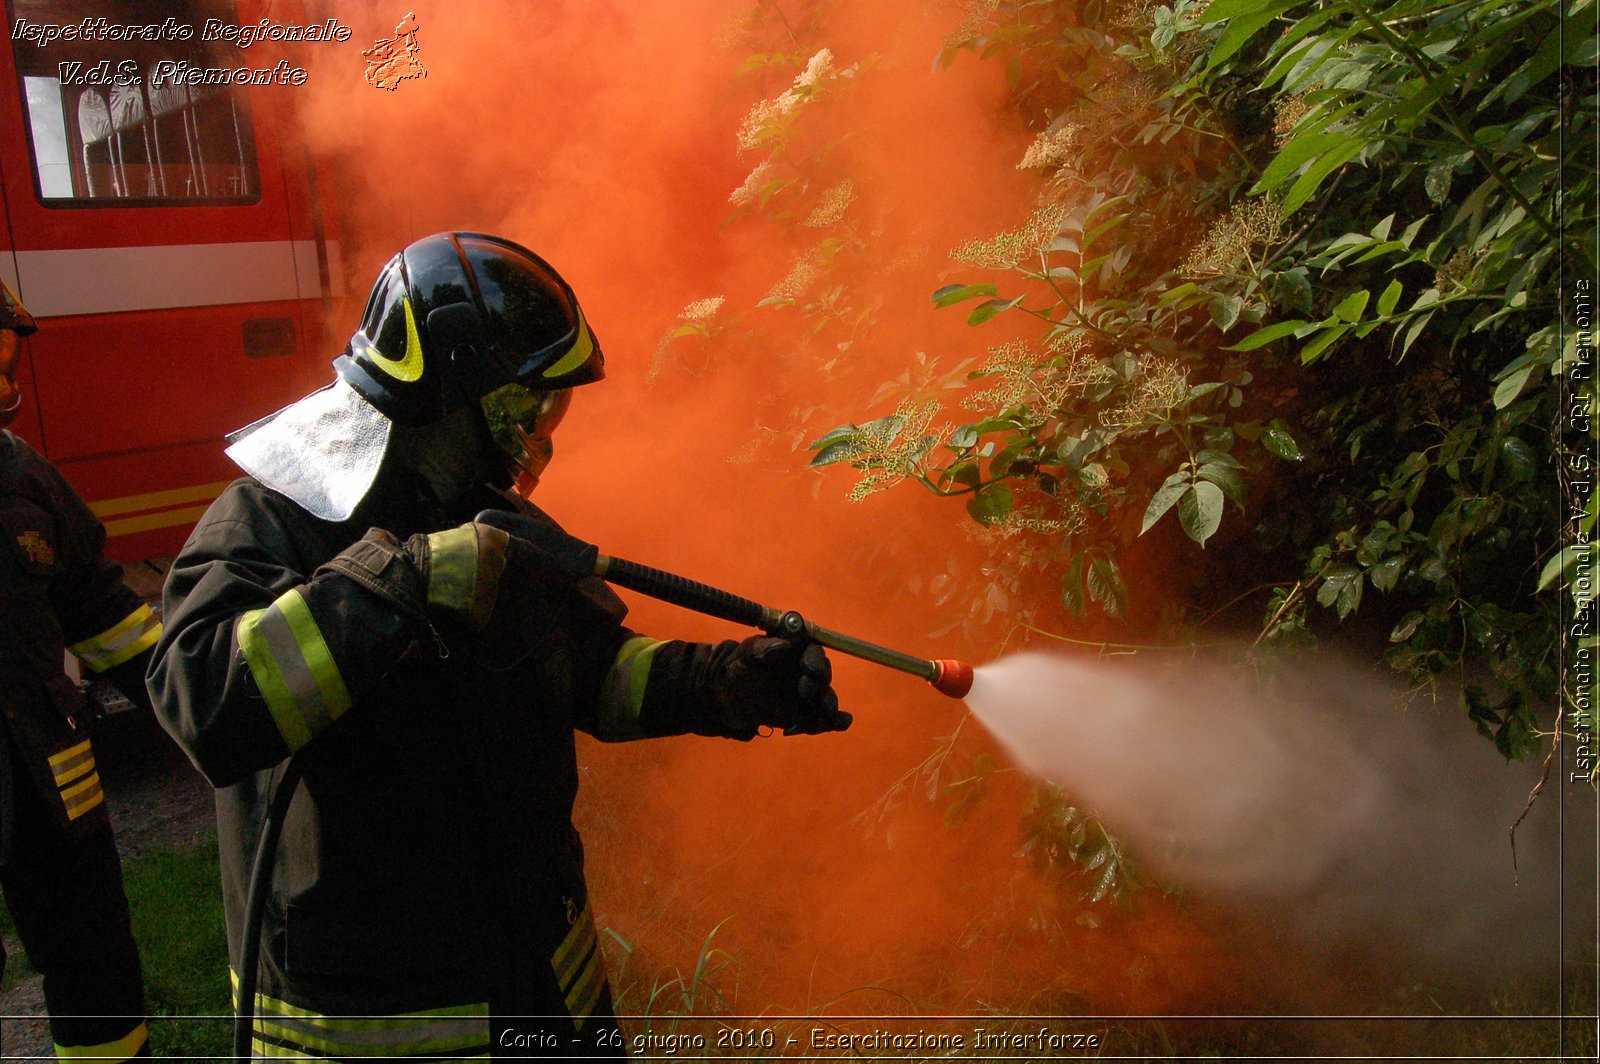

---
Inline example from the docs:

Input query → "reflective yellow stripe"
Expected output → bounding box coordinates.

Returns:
[229,972,491,1057]
[62,775,105,820]
[54,1020,148,1059]
[59,771,100,802]
[552,903,596,985]
[236,590,352,753]
[551,902,606,1028]
[48,738,92,767]
[69,604,162,672]
[52,745,95,787]
[566,947,605,1028]
[424,526,480,616]
[540,309,595,379]
[51,740,104,819]
[597,636,663,741]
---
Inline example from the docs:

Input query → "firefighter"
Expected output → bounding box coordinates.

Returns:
[147,232,851,1059]
[0,280,155,1061]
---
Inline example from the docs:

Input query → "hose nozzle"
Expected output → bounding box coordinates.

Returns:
[929,659,974,699]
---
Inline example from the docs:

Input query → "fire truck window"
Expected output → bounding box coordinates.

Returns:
[22,76,70,197]
[8,1,262,205]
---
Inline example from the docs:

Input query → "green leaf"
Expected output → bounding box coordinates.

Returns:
[1262,419,1301,460]
[1299,323,1349,363]
[1198,460,1247,508]
[1537,544,1593,591]
[1210,293,1246,330]
[1369,556,1404,593]
[1316,564,1364,618]
[1204,0,1306,70]
[1399,309,1437,359]
[948,461,982,489]
[1425,160,1454,205]
[1087,554,1129,619]
[1282,137,1366,214]
[1376,278,1403,317]
[1158,282,1201,307]
[933,283,999,308]
[1390,611,1424,642]
[809,439,856,467]
[1255,132,1359,194]
[1225,318,1308,350]
[1061,555,1086,617]
[949,423,980,449]
[966,482,1014,525]
[1504,25,1565,105]
[1178,480,1225,546]
[1331,289,1370,323]
[968,295,1024,326]
[1499,437,1537,481]
[990,442,1025,479]
[808,424,857,451]
[1493,364,1536,408]
[1141,474,1191,534]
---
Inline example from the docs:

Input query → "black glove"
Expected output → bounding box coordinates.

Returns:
[689,636,851,739]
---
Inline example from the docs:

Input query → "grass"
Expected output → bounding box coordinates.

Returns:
[123,837,232,1057]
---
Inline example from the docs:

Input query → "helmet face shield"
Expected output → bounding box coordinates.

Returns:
[480,383,572,496]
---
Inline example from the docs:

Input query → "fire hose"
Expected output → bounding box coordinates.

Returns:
[232,512,973,1058]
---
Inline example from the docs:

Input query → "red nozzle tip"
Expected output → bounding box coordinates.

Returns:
[930,659,974,699]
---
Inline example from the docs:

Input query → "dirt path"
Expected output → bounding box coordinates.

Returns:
[0,711,215,1060]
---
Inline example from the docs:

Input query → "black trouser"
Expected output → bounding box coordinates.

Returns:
[1,739,149,1060]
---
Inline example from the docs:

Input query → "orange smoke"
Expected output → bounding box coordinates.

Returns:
[293,0,1229,1019]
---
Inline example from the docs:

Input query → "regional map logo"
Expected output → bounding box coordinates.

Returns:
[363,12,425,91]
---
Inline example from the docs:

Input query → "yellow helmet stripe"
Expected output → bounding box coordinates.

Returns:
[370,297,427,382]
[540,308,595,380]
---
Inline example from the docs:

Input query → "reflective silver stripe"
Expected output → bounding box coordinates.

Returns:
[237,588,354,752]
[250,596,340,741]
[14,239,343,317]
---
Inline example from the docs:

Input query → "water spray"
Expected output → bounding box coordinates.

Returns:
[477,509,975,698]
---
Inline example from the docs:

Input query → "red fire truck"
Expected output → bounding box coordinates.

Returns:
[2,0,344,563]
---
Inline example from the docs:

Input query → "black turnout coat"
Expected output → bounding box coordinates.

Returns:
[148,473,695,1059]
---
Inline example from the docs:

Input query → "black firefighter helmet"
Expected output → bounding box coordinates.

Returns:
[334,232,604,428]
